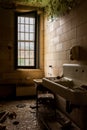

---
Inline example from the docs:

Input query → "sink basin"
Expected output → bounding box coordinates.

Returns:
[45,77,75,88]
[53,77,74,88]
[42,77,87,106]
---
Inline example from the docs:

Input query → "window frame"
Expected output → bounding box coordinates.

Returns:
[15,11,39,69]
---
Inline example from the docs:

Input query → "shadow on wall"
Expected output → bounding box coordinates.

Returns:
[79,47,87,61]
[69,46,87,61]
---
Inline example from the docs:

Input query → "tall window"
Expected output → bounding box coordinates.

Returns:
[15,11,39,69]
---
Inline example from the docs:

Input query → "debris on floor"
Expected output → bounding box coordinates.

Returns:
[8,112,16,119]
[0,99,80,130]
[0,110,9,123]
[30,103,37,109]
[0,124,6,130]
[13,120,19,125]
[16,103,26,108]
[0,110,17,130]
[0,99,41,130]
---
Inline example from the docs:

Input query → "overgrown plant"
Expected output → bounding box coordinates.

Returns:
[45,0,81,17]
[0,0,81,17]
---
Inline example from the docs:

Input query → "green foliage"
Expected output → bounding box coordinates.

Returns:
[45,0,81,17]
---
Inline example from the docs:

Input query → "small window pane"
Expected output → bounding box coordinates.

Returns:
[30,18,35,24]
[18,24,20,32]
[25,51,29,58]
[18,33,21,40]
[21,17,24,23]
[21,42,24,50]
[21,51,25,58]
[30,42,34,50]
[30,51,34,58]
[25,18,29,24]
[25,42,29,50]
[25,25,29,32]
[18,42,21,50]
[18,51,21,58]
[18,17,21,23]
[20,24,24,32]
[29,59,34,66]
[30,33,34,41]
[20,59,25,65]
[30,25,34,32]
[21,33,24,40]
[18,58,21,65]
[25,33,29,40]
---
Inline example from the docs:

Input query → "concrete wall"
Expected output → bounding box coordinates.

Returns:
[44,1,87,129]
[0,8,44,97]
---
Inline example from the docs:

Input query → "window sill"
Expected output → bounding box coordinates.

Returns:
[16,68,43,72]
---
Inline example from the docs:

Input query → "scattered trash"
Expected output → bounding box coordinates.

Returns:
[30,104,37,109]
[13,121,19,125]
[0,100,41,130]
[0,111,6,119]
[0,124,6,130]
[29,109,36,113]
[0,110,18,129]
[0,111,9,123]
[16,104,26,108]
[8,112,17,119]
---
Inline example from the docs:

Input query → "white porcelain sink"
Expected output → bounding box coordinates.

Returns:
[42,77,87,106]
[47,77,74,88]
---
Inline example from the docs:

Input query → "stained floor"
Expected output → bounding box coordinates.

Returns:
[0,98,41,130]
[0,98,80,130]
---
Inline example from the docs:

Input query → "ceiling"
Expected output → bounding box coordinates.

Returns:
[0,0,47,9]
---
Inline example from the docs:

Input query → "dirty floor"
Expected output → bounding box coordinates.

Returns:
[0,98,41,130]
[0,98,80,130]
